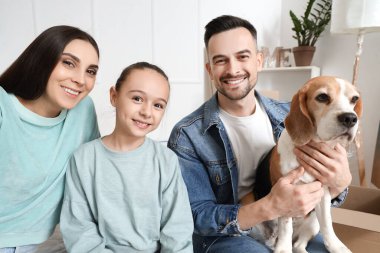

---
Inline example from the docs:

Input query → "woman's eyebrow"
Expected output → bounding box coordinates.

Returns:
[61,52,99,69]
[62,52,80,62]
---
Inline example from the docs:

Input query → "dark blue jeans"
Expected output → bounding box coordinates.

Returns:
[193,233,328,253]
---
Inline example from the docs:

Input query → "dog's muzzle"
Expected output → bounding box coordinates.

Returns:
[337,112,358,128]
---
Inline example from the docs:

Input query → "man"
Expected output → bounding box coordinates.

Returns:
[168,15,351,253]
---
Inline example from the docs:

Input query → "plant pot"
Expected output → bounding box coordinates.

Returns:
[292,46,316,66]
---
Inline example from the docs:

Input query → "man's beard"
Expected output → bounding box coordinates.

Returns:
[216,75,256,100]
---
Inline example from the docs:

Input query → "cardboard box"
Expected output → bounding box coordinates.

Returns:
[331,123,380,252]
[332,186,380,253]
[371,122,380,188]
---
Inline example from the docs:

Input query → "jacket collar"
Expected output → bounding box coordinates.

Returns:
[202,93,220,135]
[256,92,287,127]
[201,90,287,135]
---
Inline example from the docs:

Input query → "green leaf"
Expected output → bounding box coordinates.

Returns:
[289,0,332,46]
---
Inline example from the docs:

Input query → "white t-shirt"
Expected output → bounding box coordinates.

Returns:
[219,98,275,200]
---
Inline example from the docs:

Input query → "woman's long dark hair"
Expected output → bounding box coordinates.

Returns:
[0,25,99,100]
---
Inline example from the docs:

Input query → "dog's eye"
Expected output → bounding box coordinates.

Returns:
[351,96,359,103]
[316,93,330,103]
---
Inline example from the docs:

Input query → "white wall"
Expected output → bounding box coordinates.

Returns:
[1,0,378,186]
[0,0,281,141]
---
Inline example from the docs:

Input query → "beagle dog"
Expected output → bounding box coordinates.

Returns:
[268,76,362,253]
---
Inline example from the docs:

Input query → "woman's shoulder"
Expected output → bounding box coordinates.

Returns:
[0,86,11,104]
[66,96,97,126]
[72,96,95,111]
[0,86,6,95]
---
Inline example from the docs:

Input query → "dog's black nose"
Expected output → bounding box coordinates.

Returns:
[338,113,358,128]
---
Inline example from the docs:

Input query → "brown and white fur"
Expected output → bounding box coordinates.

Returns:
[269,76,362,253]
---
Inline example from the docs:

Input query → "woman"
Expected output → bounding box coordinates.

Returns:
[0,25,100,252]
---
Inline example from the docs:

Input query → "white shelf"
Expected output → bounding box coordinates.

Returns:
[261,66,320,77]
[257,66,320,101]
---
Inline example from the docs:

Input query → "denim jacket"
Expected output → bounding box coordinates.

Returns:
[168,91,347,237]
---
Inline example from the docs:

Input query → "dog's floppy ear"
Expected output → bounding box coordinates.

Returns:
[285,87,315,146]
[354,95,363,118]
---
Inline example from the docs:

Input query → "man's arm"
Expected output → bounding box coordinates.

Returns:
[237,167,324,230]
[169,144,242,236]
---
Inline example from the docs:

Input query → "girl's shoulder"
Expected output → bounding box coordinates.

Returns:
[72,138,98,157]
[147,138,178,162]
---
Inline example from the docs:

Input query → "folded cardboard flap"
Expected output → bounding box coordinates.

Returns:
[332,186,380,253]
[333,206,380,232]
[333,223,380,253]
[339,186,380,214]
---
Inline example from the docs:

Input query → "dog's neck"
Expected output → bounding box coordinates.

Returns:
[308,136,351,150]
[277,129,351,184]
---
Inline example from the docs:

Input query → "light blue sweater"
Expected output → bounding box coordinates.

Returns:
[60,138,194,253]
[0,87,99,247]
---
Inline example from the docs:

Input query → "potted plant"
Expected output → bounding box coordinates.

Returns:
[290,0,332,66]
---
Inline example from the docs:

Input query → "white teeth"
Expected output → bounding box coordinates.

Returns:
[135,120,149,128]
[63,87,79,96]
[225,78,244,85]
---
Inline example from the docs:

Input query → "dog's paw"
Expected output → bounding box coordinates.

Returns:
[325,238,352,253]
[328,246,352,253]
[274,248,292,253]
[293,249,308,253]
[293,239,308,252]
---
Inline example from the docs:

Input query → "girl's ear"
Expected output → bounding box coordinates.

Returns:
[109,86,117,107]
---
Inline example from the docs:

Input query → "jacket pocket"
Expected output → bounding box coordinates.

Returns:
[206,160,231,186]
[206,161,234,203]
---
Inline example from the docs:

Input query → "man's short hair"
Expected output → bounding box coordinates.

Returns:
[204,15,257,49]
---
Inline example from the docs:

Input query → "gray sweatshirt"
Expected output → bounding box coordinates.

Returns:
[60,138,193,253]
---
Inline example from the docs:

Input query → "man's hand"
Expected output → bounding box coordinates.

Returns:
[268,167,324,218]
[237,167,324,230]
[293,141,352,198]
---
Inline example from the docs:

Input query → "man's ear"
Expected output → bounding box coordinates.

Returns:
[109,86,117,107]
[256,51,264,72]
[205,62,213,81]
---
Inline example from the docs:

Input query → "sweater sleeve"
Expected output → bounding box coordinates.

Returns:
[60,155,111,253]
[159,156,194,253]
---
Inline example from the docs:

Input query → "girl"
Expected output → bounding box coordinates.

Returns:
[60,62,193,252]
[0,26,100,252]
